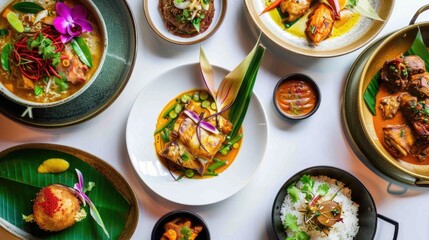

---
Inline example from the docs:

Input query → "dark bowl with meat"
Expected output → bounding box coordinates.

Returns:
[357,16,429,188]
[151,209,210,240]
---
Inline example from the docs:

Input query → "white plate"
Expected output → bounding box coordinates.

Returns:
[143,0,226,45]
[126,63,268,205]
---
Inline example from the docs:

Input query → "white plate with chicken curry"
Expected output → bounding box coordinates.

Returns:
[244,0,394,57]
[126,63,268,205]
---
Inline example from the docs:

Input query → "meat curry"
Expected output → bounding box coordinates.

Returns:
[374,55,429,165]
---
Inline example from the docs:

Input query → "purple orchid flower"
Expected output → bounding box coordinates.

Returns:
[53,2,93,43]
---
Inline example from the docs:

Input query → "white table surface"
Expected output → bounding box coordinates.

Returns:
[1,0,429,239]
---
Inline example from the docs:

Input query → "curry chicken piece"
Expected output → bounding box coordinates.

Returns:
[383,124,415,157]
[280,0,311,22]
[380,55,426,93]
[305,3,335,45]
[400,94,429,141]
[379,95,401,119]
[407,72,429,99]
[56,48,89,84]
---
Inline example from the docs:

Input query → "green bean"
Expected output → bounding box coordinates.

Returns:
[200,91,209,100]
[204,171,218,176]
[185,169,195,178]
[181,94,191,103]
[169,110,178,119]
[174,104,183,113]
[207,160,226,172]
[201,100,210,108]
[193,92,200,101]
[154,117,176,135]
[219,133,243,154]
[162,104,177,118]
[161,128,170,143]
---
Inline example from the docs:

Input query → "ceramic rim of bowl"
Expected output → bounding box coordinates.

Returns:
[0,0,108,108]
[357,22,429,181]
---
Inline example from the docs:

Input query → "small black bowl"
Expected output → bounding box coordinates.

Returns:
[272,166,398,239]
[273,73,321,121]
[151,209,210,240]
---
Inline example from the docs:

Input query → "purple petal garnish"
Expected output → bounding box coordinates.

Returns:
[196,125,209,152]
[60,34,73,43]
[67,23,82,37]
[74,18,93,32]
[53,16,69,34]
[53,2,93,42]
[184,109,219,134]
[71,5,88,20]
[184,109,200,123]
[75,169,84,191]
[200,120,219,134]
[73,169,110,239]
[56,2,73,22]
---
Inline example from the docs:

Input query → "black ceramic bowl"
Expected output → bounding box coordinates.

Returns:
[272,166,398,239]
[273,73,321,121]
[151,209,210,240]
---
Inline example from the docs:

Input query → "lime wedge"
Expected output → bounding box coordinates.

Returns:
[6,12,24,33]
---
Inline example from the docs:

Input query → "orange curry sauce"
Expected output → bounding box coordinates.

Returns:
[275,79,318,117]
[373,84,429,165]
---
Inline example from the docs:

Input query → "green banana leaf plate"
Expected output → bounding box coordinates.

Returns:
[0,143,138,239]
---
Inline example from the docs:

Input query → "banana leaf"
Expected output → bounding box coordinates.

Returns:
[0,144,138,240]
[363,29,429,115]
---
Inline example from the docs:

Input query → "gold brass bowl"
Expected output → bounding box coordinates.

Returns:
[343,5,429,191]
[358,24,429,181]
[244,0,394,57]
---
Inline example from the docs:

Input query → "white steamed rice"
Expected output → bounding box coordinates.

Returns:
[280,175,359,240]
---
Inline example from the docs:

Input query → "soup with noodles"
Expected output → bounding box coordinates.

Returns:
[0,0,104,104]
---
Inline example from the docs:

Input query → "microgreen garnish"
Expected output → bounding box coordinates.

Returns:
[287,186,300,203]
[180,226,192,240]
[284,213,310,240]
[27,33,61,66]
[71,169,110,239]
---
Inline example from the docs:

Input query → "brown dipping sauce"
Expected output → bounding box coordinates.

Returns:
[275,76,319,119]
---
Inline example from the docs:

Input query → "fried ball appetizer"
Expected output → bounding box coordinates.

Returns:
[33,184,82,232]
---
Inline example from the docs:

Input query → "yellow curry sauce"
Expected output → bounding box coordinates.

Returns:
[268,6,360,40]
[154,89,242,178]
[373,84,429,165]
[0,0,104,103]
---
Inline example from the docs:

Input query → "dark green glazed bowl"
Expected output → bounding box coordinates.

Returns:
[0,0,136,128]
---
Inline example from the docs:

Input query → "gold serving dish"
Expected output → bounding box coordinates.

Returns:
[343,5,429,192]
